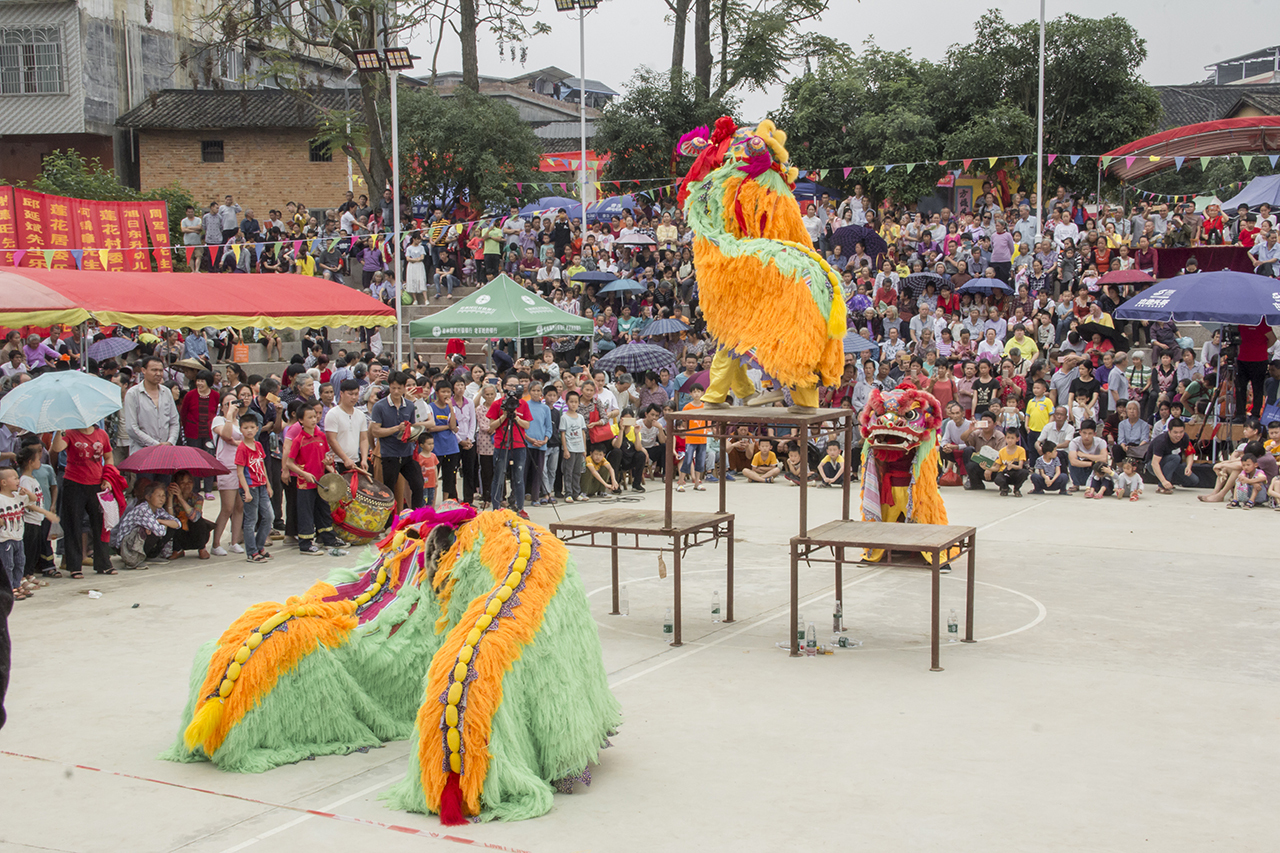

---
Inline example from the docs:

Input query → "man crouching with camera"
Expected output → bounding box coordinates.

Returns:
[487,372,534,518]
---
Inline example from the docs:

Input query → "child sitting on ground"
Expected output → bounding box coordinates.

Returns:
[583,447,621,496]
[743,437,782,483]
[1031,440,1068,494]
[817,441,845,487]
[1230,453,1267,508]
[1113,457,1144,501]
[782,447,813,485]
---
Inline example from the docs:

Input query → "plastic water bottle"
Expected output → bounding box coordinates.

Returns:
[796,611,805,642]
[805,622,817,656]
[663,608,673,636]
[833,600,844,633]
[712,590,721,623]
[948,608,959,643]
[620,585,629,616]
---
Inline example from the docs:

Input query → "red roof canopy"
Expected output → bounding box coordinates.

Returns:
[1102,117,1280,182]
[0,268,395,330]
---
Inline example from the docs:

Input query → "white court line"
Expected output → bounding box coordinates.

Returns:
[216,778,393,853]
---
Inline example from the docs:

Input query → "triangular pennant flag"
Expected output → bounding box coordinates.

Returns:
[1069,155,1081,165]
[232,244,242,263]
[210,245,220,268]
[843,167,853,179]
[1101,156,1113,169]
[1148,155,1161,162]
[1200,157,1211,170]
[865,166,874,174]
[884,164,894,171]
[12,250,25,266]
[185,247,195,268]
[1017,155,1028,166]
[952,170,962,179]
[98,249,110,268]
[1124,156,1136,168]
[293,240,302,257]
[42,250,54,267]
[1047,154,1057,165]
[516,182,523,193]
[988,157,997,167]
[938,160,948,166]
[962,159,973,171]
[254,243,265,260]
[1242,155,1254,170]
[70,249,83,269]
[593,182,602,193]
[1270,155,1279,168]
[906,162,916,173]
[570,160,579,170]
[1174,157,1185,171]
[612,181,621,188]
[559,183,567,192]
[329,238,340,250]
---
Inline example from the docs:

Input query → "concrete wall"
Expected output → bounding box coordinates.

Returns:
[138,127,349,215]
[0,1,85,134]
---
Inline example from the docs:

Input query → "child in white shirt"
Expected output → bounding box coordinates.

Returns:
[1113,457,1144,501]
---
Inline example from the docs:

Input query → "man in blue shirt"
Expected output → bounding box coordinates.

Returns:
[525,381,553,505]
[370,371,424,509]
[183,328,211,365]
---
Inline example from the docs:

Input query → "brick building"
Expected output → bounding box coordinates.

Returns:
[116,88,359,215]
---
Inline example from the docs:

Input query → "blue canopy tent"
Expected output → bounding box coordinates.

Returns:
[587,194,648,224]
[519,197,583,220]
[1220,175,1280,210]
[794,174,843,200]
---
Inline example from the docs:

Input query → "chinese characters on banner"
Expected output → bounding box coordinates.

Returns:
[5,188,168,271]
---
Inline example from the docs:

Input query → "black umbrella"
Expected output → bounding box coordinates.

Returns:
[1077,321,1131,351]
[901,271,944,297]
[831,224,889,260]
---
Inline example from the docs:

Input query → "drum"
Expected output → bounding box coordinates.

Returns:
[328,471,394,545]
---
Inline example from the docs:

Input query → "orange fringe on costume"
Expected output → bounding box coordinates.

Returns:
[693,235,845,388]
[184,581,358,755]
[416,513,569,818]
[720,174,812,244]
[431,511,517,635]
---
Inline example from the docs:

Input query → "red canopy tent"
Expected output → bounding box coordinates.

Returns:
[0,268,395,330]
[1101,117,1280,182]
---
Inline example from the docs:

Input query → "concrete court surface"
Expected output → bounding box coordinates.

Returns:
[2,483,1278,853]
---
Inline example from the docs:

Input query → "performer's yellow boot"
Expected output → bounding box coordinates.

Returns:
[703,349,755,407]
[788,383,820,413]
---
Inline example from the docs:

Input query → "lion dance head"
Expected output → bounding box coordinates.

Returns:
[858,382,944,462]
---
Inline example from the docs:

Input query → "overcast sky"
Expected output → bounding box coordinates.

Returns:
[407,1,1272,120]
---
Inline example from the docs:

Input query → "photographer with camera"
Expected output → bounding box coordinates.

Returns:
[487,373,533,518]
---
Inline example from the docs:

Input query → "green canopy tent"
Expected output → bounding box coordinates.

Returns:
[407,274,593,340]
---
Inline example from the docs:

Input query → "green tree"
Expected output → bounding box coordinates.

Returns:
[594,67,740,184]
[29,149,195,267]
[385,85,541,212]
[771,10,1161,204]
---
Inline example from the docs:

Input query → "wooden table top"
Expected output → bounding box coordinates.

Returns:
[668,406,854,427]
[796,520,975,550]
[550,509,733,535]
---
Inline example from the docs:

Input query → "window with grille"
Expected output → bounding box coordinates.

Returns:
[0,26,66,95]
[309,139,332,162]
[201,140,225,163]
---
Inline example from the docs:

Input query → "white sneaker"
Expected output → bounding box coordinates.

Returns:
[230,543,245,554]
[211,546,228,557]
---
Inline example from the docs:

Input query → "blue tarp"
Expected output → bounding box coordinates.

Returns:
[1220,175,1280,210]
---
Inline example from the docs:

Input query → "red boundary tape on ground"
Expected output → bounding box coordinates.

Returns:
[0,750,533,853]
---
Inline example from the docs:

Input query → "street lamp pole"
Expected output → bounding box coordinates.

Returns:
[578,8,587,223]
[1035,0,1046,241]
[391,67,403,367]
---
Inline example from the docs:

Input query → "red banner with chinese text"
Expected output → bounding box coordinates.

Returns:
[72,200,107,271]
[0,186,16,266]
[13,189,47,267]
[119,203,150,271]
[91,200,126,271]
[41,194,77,269]
[140,202,173,272]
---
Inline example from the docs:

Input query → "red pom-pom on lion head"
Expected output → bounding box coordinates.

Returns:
[858,381,943,454]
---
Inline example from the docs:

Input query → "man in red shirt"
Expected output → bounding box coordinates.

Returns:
[285,402,340,555]
[487,373,533,518]
[1235,321,1276,420]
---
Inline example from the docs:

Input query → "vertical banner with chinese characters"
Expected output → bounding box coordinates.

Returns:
[13,189,47,267]
[41,194,77,269]
[0,186,16,266]
[140,201,171,272]
[92,200,125,271]
[72,200,107,270]
[119,203,150,271]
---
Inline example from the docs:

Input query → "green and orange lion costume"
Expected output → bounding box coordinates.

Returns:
[163,506,620,825]
[678,117,846,410]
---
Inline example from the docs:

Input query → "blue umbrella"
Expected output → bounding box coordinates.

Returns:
[642,318,690,337]
[595,342,677,374]
[0,370,122,432]
[843,330,878,355]
[87,336,137,362]
[598,279,645,295]
[572,270,618,285]
[956,279,1014,295]
[1114,271,1280,325]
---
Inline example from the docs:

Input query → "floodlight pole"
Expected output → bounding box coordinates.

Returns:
[1035,0,1046,241]
[578,7,588,224]
[391,66,403,367]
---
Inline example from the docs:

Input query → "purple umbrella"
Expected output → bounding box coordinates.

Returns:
[831,224,889,260]
[595,342,677,374]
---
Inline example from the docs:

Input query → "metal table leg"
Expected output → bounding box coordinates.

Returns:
[930,549,943,671]
[610,531,619,615]
[963,534,976,643]
[724,518,735,623]
[671,534,683,647]
[790,540,800,657]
